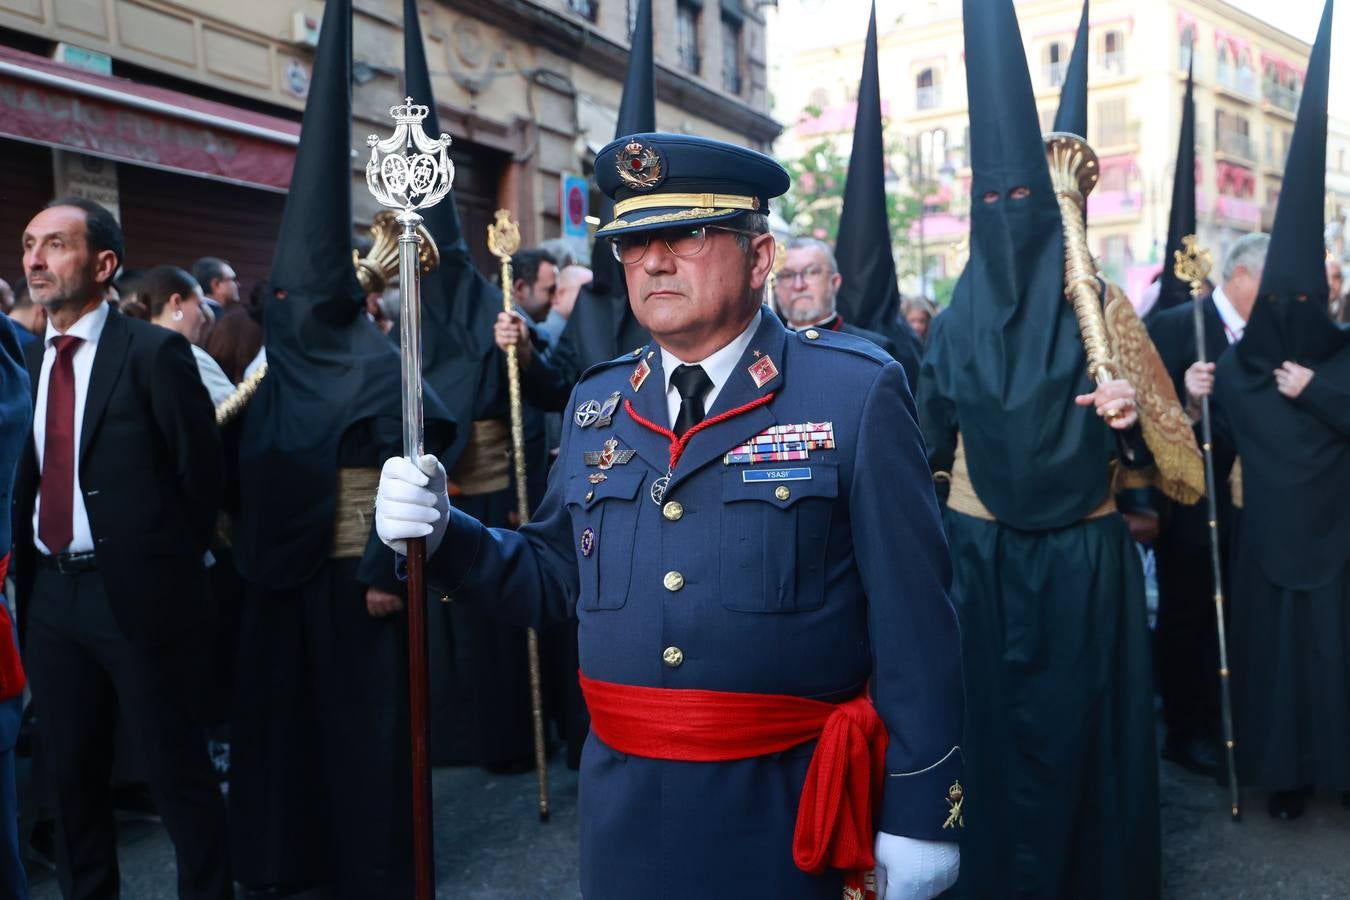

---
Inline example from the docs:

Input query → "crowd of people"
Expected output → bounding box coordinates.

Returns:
[0,0,1348,897]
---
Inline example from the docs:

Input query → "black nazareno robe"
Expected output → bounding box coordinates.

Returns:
[227,1,452,894]
[1214,0,1350,794]
[918,0,1160,894]
[1217,347,1350,791]
[919,321,1160,899]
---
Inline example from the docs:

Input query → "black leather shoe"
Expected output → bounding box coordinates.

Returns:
[1268,789,1306,820]
[1341,791,1350,809]
[1161,734,1220,776]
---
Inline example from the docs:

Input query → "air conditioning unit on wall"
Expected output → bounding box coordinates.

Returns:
[291,11,320,48]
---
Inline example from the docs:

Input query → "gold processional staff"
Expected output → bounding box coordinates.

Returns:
[1175,234,1241,821]
[488,210,552,824]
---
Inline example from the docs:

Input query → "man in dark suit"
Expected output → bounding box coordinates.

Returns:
[774,236,898,356]
[1146,232,1268,776]
[13,197,230,899]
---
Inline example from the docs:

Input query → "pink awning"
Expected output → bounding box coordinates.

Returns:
[0,45,299,192]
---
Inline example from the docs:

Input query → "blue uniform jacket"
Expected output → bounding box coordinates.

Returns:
[0,315,31,755]
[426,310,963,899]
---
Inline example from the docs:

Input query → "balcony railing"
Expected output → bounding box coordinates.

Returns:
[1100,52,1127,75]
[916,86,941,110]
[1263,83,1300,114]
[1043,62,1066,87]
[1216,130,1256,161]
[1215,64,1258,99]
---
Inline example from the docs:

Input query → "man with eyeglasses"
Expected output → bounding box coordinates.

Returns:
[774,236,897,357]
[375,133,963,899]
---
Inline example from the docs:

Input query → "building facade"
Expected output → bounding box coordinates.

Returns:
[773,0,1348,302]
[0,0,777,289]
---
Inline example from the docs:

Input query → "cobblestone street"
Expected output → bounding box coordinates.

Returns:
[22,739,1350,899]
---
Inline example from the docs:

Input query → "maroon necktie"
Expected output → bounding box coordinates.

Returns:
[39,335,83,553]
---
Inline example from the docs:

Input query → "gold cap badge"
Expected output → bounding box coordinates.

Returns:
[616,140,663,191]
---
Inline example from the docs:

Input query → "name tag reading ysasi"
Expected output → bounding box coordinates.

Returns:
[743,468,812,483]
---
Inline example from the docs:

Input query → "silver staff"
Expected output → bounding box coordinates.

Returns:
[366,96,456,899]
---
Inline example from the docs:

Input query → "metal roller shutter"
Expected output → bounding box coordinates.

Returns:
[0,139,55,285]
[117,163,285,297]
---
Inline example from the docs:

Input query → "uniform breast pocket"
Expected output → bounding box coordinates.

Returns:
[566,469,646,611]
[719,464,838,613]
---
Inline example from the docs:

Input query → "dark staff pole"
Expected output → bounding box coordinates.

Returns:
[1174,234,1241,822]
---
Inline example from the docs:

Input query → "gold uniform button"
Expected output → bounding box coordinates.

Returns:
[663,571,685,592]
[662,646,684,668]
[774,485,791,501]
[662,500,685,521]
[585,490,594,502]
[804,329,820,340]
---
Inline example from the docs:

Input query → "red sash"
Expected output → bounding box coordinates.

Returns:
[579,671,886,888]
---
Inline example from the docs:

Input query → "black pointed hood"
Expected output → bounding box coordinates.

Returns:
[590,0,655,298]
[923,0,1112,530]
[1052,0,1089,137]
[833,1,921,385]
[1238,0,1346,370]
[1152,53,1197,317]
[268,0,362,315]
[234,0,453,587]
[403,0,500,471]
[1215,0,1350,591]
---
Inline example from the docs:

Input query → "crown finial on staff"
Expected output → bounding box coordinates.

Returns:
[1173,234,1213,292]
[488,209,521,260]
[366,98,455,215]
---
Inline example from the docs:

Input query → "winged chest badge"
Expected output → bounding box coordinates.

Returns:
[584,438,636,470]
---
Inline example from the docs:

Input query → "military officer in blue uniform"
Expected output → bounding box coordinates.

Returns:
[376,133,964,899]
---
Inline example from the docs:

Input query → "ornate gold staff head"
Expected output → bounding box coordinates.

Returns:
[488,209,521,261]
[1172,234,1213,294]
[1043,131,1115,385]
[1043,132,1100,212]
[353,210,441,294]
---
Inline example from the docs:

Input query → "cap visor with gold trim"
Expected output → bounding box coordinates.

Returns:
[594,132,790,237]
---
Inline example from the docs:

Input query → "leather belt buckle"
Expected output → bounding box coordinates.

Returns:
[47,551,97,575]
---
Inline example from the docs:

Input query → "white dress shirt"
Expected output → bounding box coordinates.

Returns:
[659,313,760,429]
[33,301,109,555]
[1210,284,1246,344]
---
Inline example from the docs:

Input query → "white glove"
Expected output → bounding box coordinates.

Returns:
[872,832,959,900]
[376,454,449,558]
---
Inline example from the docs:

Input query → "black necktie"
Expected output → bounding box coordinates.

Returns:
[670,364,713,437]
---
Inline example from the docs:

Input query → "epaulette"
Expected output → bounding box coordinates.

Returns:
[794,326,890,366]
[577,344,653,383]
